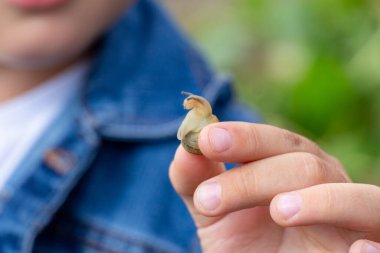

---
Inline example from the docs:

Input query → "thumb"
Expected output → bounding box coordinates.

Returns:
[350,240,380,253]
[169,146,225,228]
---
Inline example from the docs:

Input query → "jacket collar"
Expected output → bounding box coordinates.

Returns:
[84,0,231,141]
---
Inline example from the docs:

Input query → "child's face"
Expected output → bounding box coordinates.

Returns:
[0,0,134,69]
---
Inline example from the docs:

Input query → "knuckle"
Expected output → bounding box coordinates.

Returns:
[282,129,304,148]
[329,156,351,182]
[300,153,328,184]
[282,129,321,154]
[234,166,258,202]
[246,126,261,156]
[321,185,338,216]
[351,185,380,231]
[365,185,380,214]
[330,156,344,170]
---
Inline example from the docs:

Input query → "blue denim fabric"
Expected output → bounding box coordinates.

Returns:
[0,0,260,252]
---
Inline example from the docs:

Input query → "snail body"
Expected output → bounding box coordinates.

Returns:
[177,92,218,155]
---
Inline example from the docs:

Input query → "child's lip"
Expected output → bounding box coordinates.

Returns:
[7,0,68,9]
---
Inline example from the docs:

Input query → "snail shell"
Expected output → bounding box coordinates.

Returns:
[177,91,218,155]
[182,131,202,155]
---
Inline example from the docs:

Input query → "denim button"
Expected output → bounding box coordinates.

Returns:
[44,149,77,175]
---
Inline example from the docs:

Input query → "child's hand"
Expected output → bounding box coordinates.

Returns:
[169,122,380,252]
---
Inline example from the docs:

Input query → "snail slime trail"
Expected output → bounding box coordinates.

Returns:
[177,91,219,155]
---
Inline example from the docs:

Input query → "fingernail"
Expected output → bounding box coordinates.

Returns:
[195,182,221,211]
[276,193,302,219]
[365,243,380,253]
[208,127,232,152]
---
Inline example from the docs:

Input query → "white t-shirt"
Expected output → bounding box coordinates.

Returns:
[0,62,90,189]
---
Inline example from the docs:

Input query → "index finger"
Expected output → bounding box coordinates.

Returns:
[199,122,329,164]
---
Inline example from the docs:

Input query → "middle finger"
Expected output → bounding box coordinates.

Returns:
[193,152,348,216]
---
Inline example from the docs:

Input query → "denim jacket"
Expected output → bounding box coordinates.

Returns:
[0,0,259,252]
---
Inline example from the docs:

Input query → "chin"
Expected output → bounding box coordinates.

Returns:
[0,48,82,70]
[0,54,81,71]
[0,23,91,70]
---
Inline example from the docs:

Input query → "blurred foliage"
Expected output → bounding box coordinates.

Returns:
[165,0,380,183]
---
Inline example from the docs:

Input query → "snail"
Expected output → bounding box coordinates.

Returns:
[177,91,219,155]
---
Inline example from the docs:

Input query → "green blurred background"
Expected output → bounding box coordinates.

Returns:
[165,0,380,184]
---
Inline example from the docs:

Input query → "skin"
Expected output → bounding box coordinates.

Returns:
[0,0,134,102]
[170,122,380,252]
[2,1,380,251]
